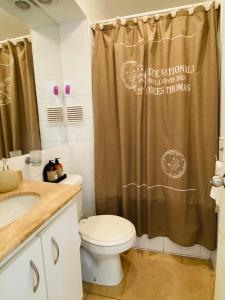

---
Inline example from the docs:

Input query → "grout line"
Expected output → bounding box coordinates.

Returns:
[88,290,120,300]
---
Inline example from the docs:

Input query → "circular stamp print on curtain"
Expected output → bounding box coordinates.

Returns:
[161,150,186,179]
[121,60,146,94]
[121,61,138,89]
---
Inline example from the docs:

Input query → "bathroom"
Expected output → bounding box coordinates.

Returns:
[0,0,224,299]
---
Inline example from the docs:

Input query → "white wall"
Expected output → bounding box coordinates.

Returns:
[59,19,95,217]
[31,25,68,150]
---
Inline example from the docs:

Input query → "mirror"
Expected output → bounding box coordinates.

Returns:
[0,1,84,159]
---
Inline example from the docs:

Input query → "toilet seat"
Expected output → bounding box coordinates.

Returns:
[79,215,135,246]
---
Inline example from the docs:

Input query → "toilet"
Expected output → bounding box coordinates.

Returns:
[61,174,136,286]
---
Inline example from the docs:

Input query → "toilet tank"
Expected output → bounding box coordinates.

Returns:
[60,174,83,220]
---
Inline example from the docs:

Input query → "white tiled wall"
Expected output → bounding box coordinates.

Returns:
[59,19,95,217]
[31,25,67,150]
[31,19,212,259]
[134,235,211,259]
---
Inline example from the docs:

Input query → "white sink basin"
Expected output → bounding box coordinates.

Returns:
[0,194,40,229]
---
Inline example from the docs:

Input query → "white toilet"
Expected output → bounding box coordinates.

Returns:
[61,174,136,286]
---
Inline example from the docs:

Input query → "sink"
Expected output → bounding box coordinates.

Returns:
[0,194,40,229]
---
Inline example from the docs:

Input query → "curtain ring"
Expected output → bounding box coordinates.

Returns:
[214,0,220,9]
[170,11,177,18]
[133,17,138,24]
[188,7,195,15]
[99,23,104,30]
[204,4,211,11]
[113,20,117,27]
[155,14,160,21]
[92,24,96,30]
[143,16,148,22]
[121,18,126,25]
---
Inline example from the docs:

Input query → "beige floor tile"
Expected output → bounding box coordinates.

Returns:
[83,281,93,292]
[182,256,211,266]
[83,291,88,300]
[86,294,115,300]
[143,250,183,263]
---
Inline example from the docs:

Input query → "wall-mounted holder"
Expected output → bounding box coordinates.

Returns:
[64,84,71,96]
[53,85,59,96]
[25,150,42,166]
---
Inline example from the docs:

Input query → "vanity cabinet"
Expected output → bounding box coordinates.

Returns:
[0,200,82,300]
[0,238,48,300]
[39,201,82,300]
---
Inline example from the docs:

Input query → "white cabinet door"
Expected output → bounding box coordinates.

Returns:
[0,238,47,300]
[40,203,83,300]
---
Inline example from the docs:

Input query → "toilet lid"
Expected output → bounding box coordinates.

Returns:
[79,215,135,246]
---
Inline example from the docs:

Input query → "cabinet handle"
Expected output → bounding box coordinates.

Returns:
[51,237,60,265]
[30,260,40,293]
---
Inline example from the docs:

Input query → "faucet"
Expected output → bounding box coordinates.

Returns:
[1,158,9,171]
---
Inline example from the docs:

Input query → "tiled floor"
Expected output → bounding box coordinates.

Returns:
[82,249,215,300]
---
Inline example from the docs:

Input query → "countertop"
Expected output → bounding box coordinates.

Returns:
[0,180,81,264]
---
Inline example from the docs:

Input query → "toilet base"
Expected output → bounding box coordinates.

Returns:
[80,246,124,286]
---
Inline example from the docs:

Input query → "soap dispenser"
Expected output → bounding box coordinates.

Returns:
[55,158,63,178]
[0,158,20,193]
[43,160,58,182]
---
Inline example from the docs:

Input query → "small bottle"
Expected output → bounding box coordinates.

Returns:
[43,160,58,182]
[55,158,63,178]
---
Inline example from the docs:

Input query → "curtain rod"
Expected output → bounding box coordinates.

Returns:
[0,34,31,47]
[91,0,219,27]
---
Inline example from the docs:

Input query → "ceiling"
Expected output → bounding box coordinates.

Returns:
[0,0,208,41]
[75,0,204,22]
[0,0,84,40]
[0,8,29,40]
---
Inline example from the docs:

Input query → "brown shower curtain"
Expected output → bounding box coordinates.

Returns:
[0,39,41,158]
[92,5,219,250]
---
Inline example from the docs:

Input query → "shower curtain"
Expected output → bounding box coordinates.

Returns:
[92,5,219,250]
[0,39,41,158]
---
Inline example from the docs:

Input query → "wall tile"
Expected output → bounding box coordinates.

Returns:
[61,46,91,73]
[67,118,94,141]
[163,237,201,257]
[199,246,211,259]
[33,49,62,76]
[32,25,60,51]
[42,141,67,150]
[210,250,217,271]
[82,181,96,217]
[83,201,96,217]
[59,19,89,49]
[69,140,93,163]
[32,175,43,181]
[63,70,92,95]
[39,121,68,143]
[134,235,164,252]
[70,160,94,183]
